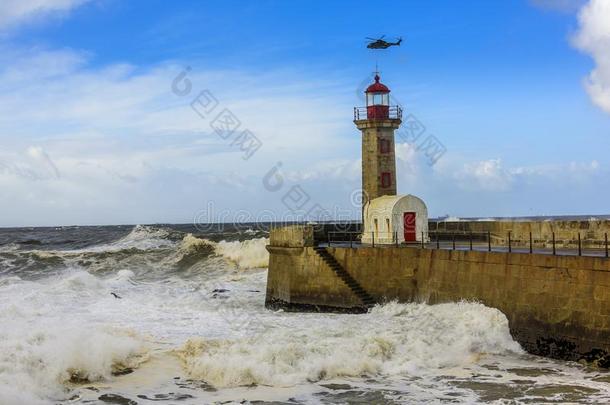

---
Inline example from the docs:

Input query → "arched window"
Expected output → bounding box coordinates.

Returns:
[381,172,392,188]
[379,138,390,154]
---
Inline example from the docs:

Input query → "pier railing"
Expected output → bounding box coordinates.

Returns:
[323,230,610,258]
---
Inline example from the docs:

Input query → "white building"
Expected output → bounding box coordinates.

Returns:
[361,195,429,245]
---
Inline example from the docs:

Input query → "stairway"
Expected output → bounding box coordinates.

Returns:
[313,246,376,309]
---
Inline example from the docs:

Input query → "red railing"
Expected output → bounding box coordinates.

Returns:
[354,105,402,121]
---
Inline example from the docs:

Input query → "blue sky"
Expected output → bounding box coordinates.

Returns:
[0,0,609,226]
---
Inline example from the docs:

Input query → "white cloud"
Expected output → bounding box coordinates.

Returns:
[572,0,610,114]
[448,157,602,193]
[0,9,607,225]
[0,0,90,29]
[0,45,360,226]
[455,159,515,191]
[395,142,419,184]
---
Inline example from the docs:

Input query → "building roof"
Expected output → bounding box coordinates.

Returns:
[366,194,427,213]
[365,74,390,93]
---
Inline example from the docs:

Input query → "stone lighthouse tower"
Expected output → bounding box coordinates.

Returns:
[354,74,402,210]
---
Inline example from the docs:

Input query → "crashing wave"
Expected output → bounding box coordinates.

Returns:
[1,227,269,279]
[176,301,522,388]
[0,322,148,404]
[214,237,269,269]
[173,233,269,270]
[84,225,175,253]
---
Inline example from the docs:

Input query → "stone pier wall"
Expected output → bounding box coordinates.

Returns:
[265,225,610,366]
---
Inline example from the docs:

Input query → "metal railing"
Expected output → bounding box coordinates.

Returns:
[353,106,402,121]
[322,230,610,259]
[327,231,424,248]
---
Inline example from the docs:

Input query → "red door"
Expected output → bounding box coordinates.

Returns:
[403,212,416,242]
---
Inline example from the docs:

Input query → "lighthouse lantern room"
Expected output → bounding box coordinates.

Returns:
[365,74,390,120]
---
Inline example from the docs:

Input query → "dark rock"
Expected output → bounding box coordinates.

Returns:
[98,393,138,405]
[112,367,134,376]
[136,393,194,401]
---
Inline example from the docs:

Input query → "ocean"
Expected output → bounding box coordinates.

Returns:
[0,224,609,404]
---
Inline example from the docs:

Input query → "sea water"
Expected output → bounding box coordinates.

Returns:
[0,224,609,404]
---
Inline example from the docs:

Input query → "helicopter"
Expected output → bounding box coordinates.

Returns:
[366,36,402,49]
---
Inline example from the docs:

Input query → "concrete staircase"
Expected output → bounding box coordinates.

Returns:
[313,246,376,309]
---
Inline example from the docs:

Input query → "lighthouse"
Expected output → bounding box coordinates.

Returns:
[354,73,402,209]
[355,73,429,245]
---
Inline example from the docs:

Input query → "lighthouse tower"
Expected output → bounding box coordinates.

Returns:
[354,73,402,210]
[356,74,428,245]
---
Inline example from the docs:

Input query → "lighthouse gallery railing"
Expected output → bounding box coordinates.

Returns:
[353,106,403,121]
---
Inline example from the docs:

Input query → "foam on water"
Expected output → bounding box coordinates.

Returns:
[0,273,149,404]
[177,301,522,388]
[66,224,176,253]
[2,225,610,404]
[0,243,19,253]
[213,237,269,269]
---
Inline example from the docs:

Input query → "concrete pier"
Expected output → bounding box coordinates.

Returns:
[265,224,610,367]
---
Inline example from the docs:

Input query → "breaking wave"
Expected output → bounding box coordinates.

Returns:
[0,226,270,279]
[0,224,270,403]
[80,224,177,253]
[175,234,269,270]
[3,224,610,404]
[177,301,522,388]
[0,272,149,404]
[213,237,269,269]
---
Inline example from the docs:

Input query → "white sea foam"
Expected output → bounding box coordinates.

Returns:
[16,226,177,268]
[177,301,522,388]
[3,227,610,404]
[179,233,213,253]
[0,272,149,404]
[0,324,147,404]
[171,233,268,270]
[0,243,19,253]
[82,225,175,252]
[214,237,269,269]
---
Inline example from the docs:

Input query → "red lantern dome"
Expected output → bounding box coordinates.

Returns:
[364,74,391,120]
[365,74,390,93]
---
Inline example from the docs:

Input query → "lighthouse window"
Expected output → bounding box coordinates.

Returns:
[368,92,389,106]
[381,172,392,188]
[380,139,390,154]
